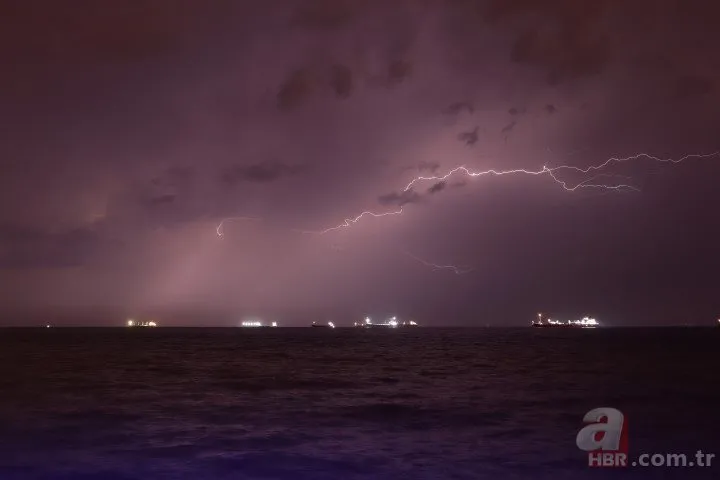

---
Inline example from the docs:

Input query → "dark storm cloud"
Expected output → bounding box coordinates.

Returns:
[330,64,353,98]
[221,162,307,185]
[674,76,715,99]
[417,161,440,173]
[544,104,557,114]
[501,121,516,135]
[144,194,176,206]
[458,126,479,146]
[277,69,315,111]
[444,102,475,115]
[151,166,195,187]
[377,189,421,207]
[0,1,239,70]
[487,0,614,84]
[0,225,104,269]
[399,161,441,176]
[291,0,354,30]
[511,29,609,85]
[428,182,446,194]
[387,60,412,85]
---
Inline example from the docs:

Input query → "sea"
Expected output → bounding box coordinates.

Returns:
[0,327,718,479]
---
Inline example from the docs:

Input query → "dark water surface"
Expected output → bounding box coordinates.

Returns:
[0,327,718,479]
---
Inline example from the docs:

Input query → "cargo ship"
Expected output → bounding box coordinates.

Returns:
[126,319,158,328]
[311,321,335,328]
[240,320,278,328]
[531,313,598,328]
[353,317,419,329]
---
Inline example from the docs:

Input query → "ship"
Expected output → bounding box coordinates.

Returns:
[126,319,158,328]
[353,317,419,329]
[311,321,335,329]
[240,319,278,328]
[531,313,598,328]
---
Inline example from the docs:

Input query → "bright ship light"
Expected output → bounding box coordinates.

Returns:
[328,321,335,329]
[241,321,263,327]
[271,321,278,327]
[578,317,598,327]
[567,316,598,326]
[127,319,134,327]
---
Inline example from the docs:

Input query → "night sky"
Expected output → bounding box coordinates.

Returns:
[1,0,719,326]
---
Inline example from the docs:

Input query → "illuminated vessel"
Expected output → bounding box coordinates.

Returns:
[241,320,278,328]
[126,319,157,328]
[353,317,419,329]
[311,321,335,328]
[531,313,598,328]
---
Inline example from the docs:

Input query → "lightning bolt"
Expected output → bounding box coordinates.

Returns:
[214,151,718,273]
[402,165,639,193]
[216,216,261,237]
[552,151,720,174]
[402,250,473,275]
[545,170,639,192]
[315,151,719,234]
[312,207,405,235]
[297,168,635,236]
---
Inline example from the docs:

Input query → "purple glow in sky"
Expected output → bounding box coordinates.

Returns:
[1,0,719,325]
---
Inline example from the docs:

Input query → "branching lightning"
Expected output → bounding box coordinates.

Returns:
[402,164,639,193]
[552,151,720,174]
[214,151,718,273]
[315,151,718,234]
[312,207,405,235]
[402,152,719,193]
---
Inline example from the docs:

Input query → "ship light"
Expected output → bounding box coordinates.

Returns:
[127,319,134,327]
[328,321,335,329]
[271,321,278,327]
